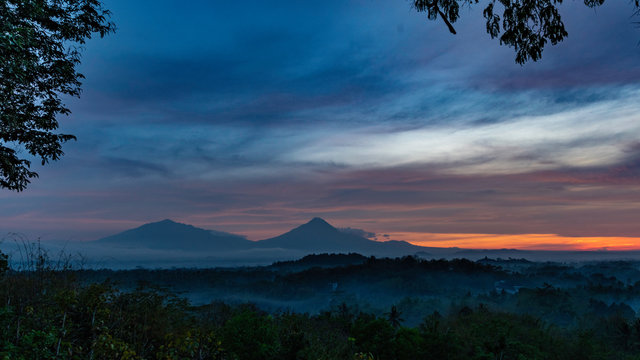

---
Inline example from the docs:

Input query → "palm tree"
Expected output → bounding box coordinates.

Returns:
[386,305,404,329]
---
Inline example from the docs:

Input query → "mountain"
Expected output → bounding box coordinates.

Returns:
[254,217,425,256]
[95,217,427,257]
[97,219,253,252]
[86,218,640,266]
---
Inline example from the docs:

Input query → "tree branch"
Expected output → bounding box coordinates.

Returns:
[437,7,457,34]
[427,1,457,34]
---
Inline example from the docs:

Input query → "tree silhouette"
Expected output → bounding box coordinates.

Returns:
[386,305,404,329]
[0,0,114,191]
[413,0,640,64]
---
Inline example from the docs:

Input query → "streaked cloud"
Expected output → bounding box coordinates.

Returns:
[387,232,640,251]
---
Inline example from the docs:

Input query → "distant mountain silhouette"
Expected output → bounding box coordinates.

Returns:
[97,219,253,251]
[95,217,428,257]
[254,217,425,256]
[84,219,640,265]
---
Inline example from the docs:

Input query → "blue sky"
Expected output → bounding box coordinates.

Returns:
[2,0,640,248]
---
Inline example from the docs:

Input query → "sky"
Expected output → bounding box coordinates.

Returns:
[1,0,640,250]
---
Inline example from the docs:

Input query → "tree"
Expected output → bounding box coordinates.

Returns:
[413,0,640,65]
[386,305,404,329]
[0,0,114,191]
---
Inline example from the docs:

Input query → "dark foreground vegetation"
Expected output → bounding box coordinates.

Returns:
[2,249,640,359]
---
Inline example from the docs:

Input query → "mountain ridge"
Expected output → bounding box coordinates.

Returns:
[254,217,423,256]
[96,217,426,257]
[97,219,253,251]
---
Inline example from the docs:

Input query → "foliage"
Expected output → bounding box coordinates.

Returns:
[0,0,114,191]
[1,251,640,359]
[412,0,640,64]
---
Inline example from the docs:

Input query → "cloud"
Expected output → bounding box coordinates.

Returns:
[387,232,640,251]
[338,227,377,239]
[3,148,640,242]
[100,157,171,178]
[283,87,640,175]
[3,0,640,249]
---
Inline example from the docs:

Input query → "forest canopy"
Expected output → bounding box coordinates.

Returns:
[0,0,113,191]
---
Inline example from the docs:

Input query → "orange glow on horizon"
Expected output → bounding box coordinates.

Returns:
[385,232,640,251]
